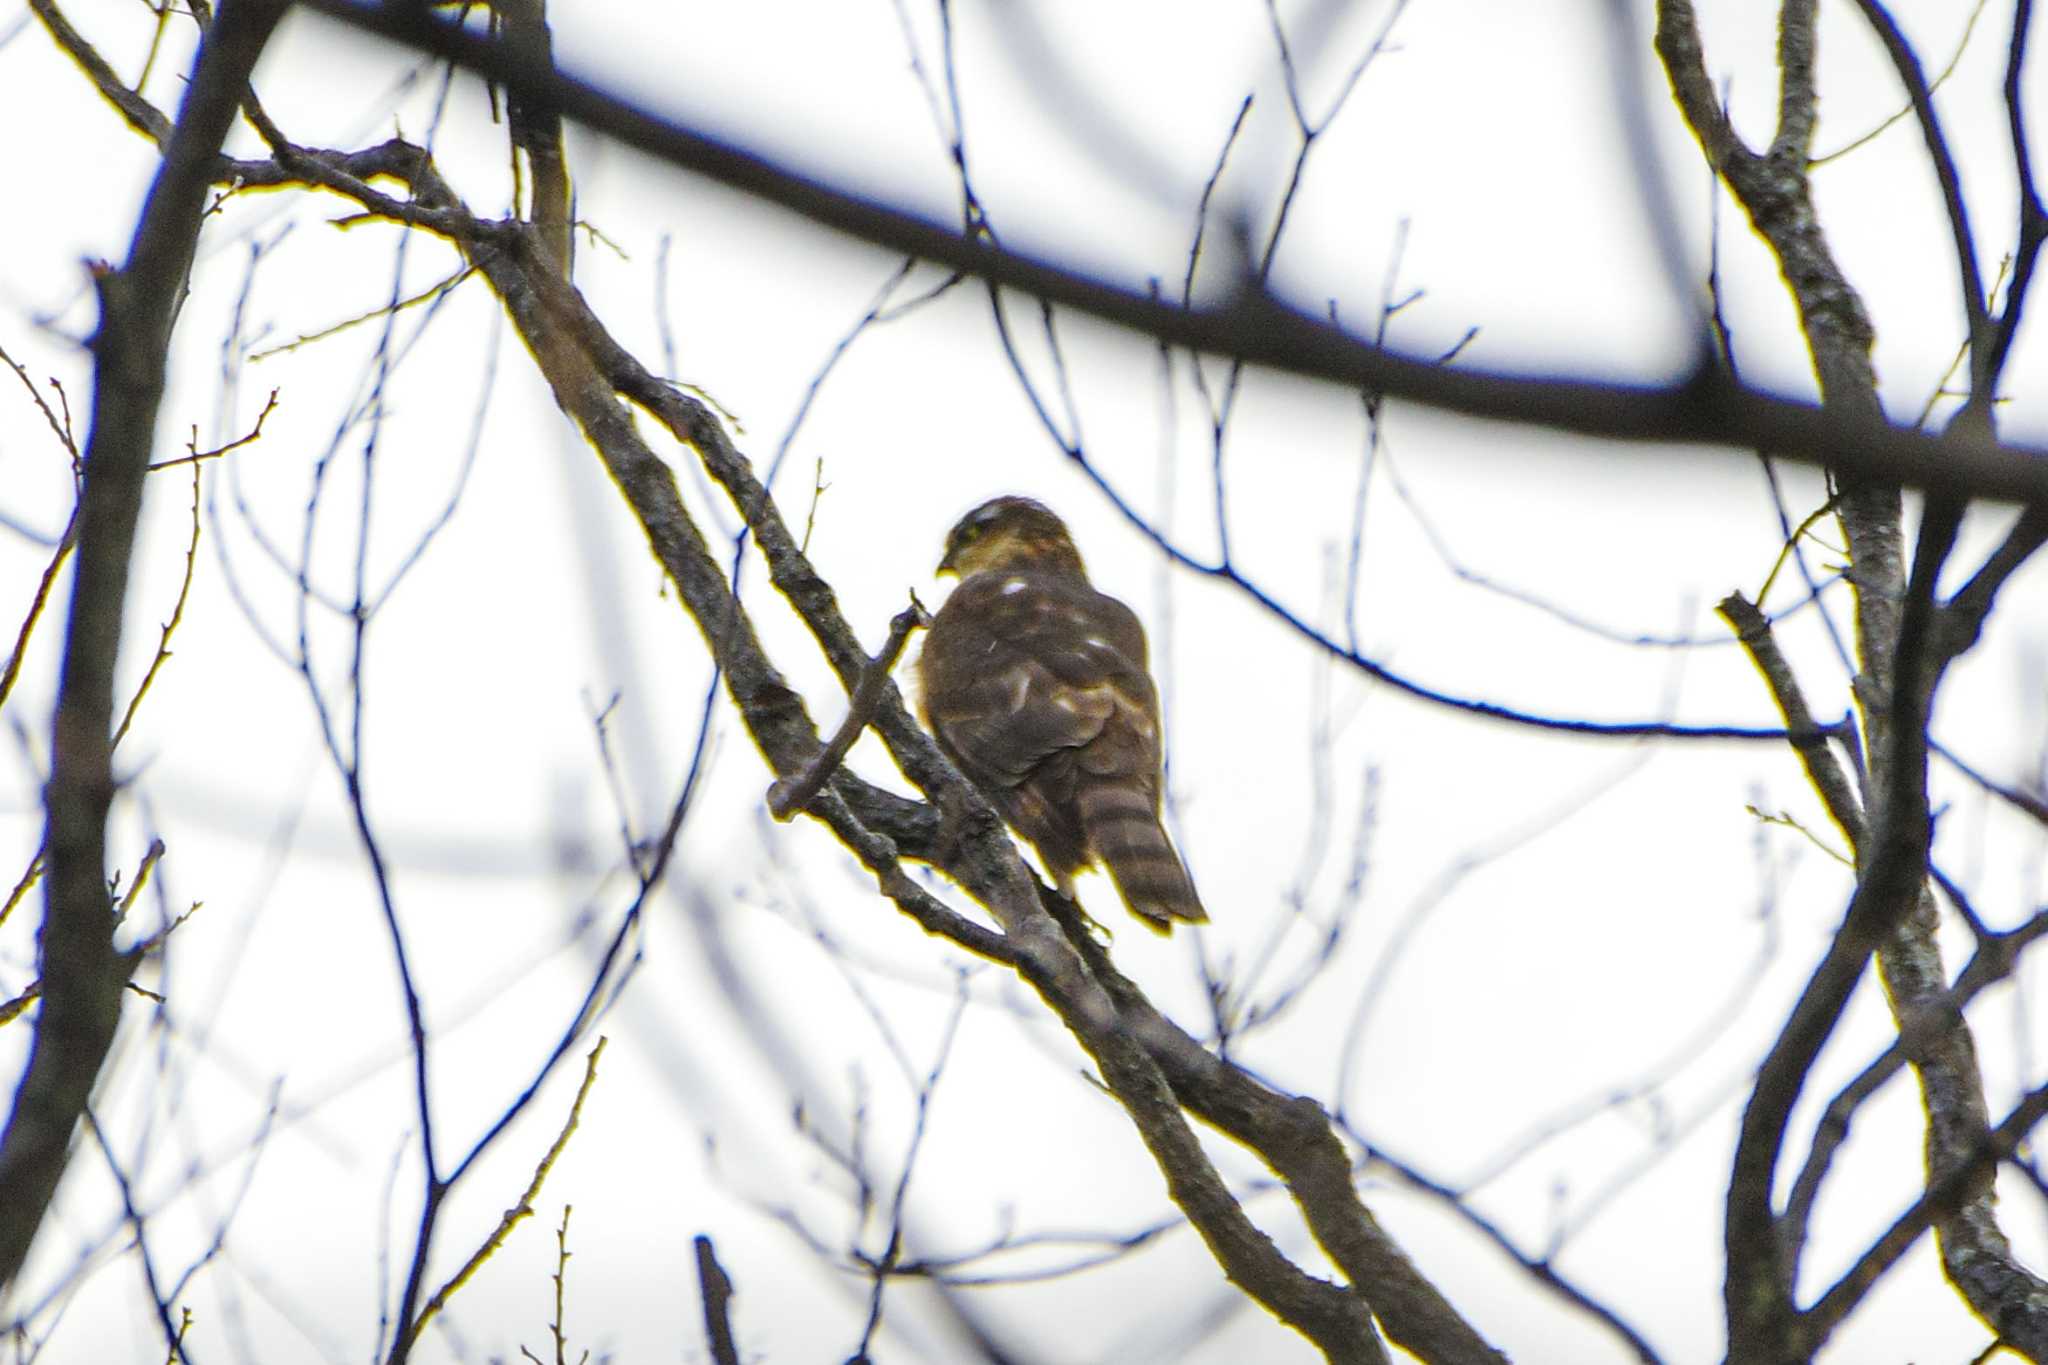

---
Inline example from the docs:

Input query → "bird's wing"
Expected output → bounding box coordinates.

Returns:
[919,574,1159,778]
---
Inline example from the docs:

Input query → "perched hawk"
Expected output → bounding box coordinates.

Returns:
[917,496,1207,933]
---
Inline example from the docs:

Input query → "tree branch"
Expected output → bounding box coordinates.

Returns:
[1803,1081,2048,1343]
[1657,5,2048,1353]
[1846,0,1991,398]
[463,219,1399,1360]
[1717,592,1865,849]
[271,0,2048,511]
[693,1235,742,1365]
[1988,0,2046,381]
[1780,905,2048,1276]
[0,0,286,1292]
[767,597,929,822]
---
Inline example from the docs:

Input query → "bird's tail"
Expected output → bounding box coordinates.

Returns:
[1076,778,1207,933]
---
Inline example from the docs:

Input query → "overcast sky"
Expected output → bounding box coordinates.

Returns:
[2,2,2044,1362]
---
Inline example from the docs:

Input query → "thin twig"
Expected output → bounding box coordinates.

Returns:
[767,595,930,820]
[406,1038,608,1346]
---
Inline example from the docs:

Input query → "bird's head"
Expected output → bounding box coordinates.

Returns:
[937,496,1087,579]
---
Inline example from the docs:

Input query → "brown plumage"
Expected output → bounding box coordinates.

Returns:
[916,496,1206,933]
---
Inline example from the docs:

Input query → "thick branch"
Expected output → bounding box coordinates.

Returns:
[278,0,2048,510]
[1060,909,1509,1365]
[1804,1081,2048,1342]
[1770,0,1821,162]
[0,0,286,1292]
[1658,6,2048,1354]
[469,222,1393,1362]
[494,0,573,275]
[1782,907,2048,1277]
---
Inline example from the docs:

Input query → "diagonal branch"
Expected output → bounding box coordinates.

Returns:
[465,221,1398,1363]
[1780,904,2048,1276]
[767,596,929,821]
[27,0,174,146]
[1803,1080,2048,1342]
[1847,0,1991,398]
[1057,902,1509,1365]
[1717,592,1865,849]
[1936,506,2048,662]
[273,0,2048,511]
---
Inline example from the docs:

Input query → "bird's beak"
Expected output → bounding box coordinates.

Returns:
[936,544,959,576]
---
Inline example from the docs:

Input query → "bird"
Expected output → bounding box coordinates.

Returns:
[915,495,1207,933]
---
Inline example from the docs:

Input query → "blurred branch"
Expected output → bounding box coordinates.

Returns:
[1934,738,2048,829]
[281,0,2048,511]
[0,509,78,718]
[0,0,285,1294]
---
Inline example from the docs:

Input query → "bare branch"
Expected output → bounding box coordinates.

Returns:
[1804,1081,2048,1341]
[406,1039,608,1348]
[28,0,174,146]
[1717,593,1865,848]
[0,509,78,718]
[1781,904,2048,1273]
[272,0,2048,512]
[0,0,286,1293]
[1987,0,2046,381]
[1770,0,1821,162]
[1846,0,1991,401]
[694,1235,742,1365]
[768,596,930,821]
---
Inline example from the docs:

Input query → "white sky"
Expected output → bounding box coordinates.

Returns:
[2,2,2045,1363]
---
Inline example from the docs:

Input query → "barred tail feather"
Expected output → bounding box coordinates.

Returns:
[1076,779,1207,932]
